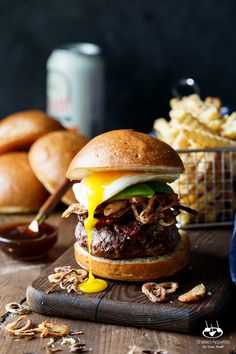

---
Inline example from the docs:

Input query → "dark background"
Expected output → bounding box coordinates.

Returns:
[0,0,235,132]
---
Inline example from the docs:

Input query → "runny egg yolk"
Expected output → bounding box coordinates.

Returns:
[77,171,128,293]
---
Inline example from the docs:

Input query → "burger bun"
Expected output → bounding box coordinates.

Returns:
[0,152,48,213]
[29,130,89,205]
[67,129,184,181]
[0,110,63,154]
[74,230,190,281]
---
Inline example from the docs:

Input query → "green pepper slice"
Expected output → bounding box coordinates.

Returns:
[110,183,154,200]
[110,181,173,201]
[147,181,174,193]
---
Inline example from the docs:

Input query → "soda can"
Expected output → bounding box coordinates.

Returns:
[47,43,104,137]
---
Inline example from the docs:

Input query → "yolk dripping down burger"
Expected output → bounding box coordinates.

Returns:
[63,129,196,292]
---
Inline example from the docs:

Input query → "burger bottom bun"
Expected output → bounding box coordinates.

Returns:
[74,230,190,281]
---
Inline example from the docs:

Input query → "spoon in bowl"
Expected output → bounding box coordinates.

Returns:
[28,178,72,233]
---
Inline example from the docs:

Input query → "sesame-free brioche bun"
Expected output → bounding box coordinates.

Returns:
[74,230,189,281]
[67,129,184,181]
[29,131,89,205]
[0,110,63,154]
[0,152,48,213]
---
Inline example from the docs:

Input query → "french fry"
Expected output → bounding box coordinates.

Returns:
[171,131,190,149]
[180,193,197,205]
[177,212,190,225]
[221,112,236,139]
[182,128,236,148]
[153,118,175,144]
[171,112,211,133]
[170,97,180,109]
[153,93,235,226]
[198,106,221,123]
[169,108,187,121]
[205,96,221,110]
[206,119,222,133]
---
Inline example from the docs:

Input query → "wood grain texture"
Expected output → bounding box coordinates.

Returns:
[0,212,76,315]
[0,213,235,354]
[27,228,234,334]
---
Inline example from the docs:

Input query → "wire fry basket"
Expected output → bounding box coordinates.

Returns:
[173,147,236,228]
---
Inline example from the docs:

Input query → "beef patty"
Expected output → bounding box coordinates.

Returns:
[75,216,180,259]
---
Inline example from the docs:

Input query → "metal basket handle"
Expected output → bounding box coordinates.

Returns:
[172,78,201,98]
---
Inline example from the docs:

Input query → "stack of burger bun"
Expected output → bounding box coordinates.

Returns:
[29,130,89,205]
[0,110,88,213]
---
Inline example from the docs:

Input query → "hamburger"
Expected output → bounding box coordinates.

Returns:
[63,129,196,282]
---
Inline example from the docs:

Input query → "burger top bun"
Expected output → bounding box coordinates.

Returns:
[0,152,48,213]
[29,130,89,205]
[0,110,63,153]
[67,129,184,181]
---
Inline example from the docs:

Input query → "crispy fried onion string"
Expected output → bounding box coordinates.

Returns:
[5,302,30,315]
[158,218,176,227]
[158,282,179,294]
[142,283,166,303]
[4,317,79,340]
[142,281,179,303]
[62,192,197,226]
[4,315,32,335]
[39,321,69,337]
[47,267,88,293]
[54,266,73,273]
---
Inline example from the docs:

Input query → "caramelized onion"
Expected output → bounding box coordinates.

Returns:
[159,218,176,227]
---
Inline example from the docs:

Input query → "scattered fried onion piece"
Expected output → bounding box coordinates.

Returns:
[54,266,72,273]
[16,328,42,337]
[46,348,62,354]
[47,267,88,293]
[46,337,62,353]
[69,343,88,353]
[59,270,88,292]
[158,282,179,294]
[4,315,32,335]
[39,321,69,337]
[142,283,166,303]
[178,283,206,302]
[159,218,176,227]
[61,337,76,346]
[70,331,84,336]
[48,272,68,284]
[5,302,30,315]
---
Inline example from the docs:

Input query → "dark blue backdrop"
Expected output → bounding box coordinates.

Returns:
[0,0,235,132]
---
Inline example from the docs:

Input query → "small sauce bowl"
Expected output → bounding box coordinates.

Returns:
[0,222,57,260]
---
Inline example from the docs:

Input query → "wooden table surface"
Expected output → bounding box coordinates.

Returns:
[0,212,236,354]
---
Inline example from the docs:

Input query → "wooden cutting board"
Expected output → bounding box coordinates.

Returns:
[26,229,234,334]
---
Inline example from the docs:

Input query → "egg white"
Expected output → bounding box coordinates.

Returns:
[72,172,171,209]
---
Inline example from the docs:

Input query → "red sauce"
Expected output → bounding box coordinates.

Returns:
[0,222,57,260]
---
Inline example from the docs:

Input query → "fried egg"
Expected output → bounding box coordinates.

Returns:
[72,171,166,209]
